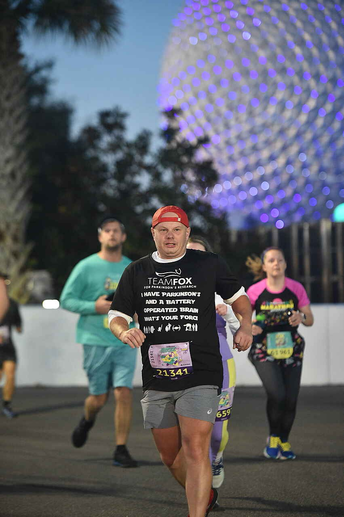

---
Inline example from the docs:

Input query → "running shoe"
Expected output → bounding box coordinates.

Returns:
[263,435,281,459]
[113,445,138,468]
[279,441,296,460]
[212,459,225,488]
[206,488,219,516]
[187,488,218,517]
[2,406,17,419]
[71,416,94,448]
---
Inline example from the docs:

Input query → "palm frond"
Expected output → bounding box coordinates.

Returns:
[31,0,122,47]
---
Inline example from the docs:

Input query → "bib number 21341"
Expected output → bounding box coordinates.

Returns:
[148,342,193,380]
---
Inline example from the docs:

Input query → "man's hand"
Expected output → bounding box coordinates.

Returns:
[230,295,253,351]
[95,295,112,314]
[233,323,253,352]
[119,328,146,349]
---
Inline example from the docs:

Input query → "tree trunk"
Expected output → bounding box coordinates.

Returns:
[0,1,32,300]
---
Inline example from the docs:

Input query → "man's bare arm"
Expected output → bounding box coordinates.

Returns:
[227,295,253,352]
[0,279,9,320]
[109,316,146,349]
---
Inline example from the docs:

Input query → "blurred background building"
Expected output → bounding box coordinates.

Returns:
[158,0,344,230]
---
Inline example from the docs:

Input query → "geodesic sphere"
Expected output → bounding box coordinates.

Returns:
[158,0,344,229]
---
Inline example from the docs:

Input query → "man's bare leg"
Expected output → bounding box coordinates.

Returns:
[84,393,108,421]
[151,425,186,486]
[113,387,137,467]
[179,415,213,517]
[114,387,133,445]
[72,392,108,448]
[2,361,16,401]
[152,419,213,517]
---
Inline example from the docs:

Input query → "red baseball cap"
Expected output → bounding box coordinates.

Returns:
[152,205,190,228]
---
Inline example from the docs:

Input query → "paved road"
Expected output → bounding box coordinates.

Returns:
[1,386,343,517]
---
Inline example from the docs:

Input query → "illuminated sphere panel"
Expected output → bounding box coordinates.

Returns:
[158,0,344,229]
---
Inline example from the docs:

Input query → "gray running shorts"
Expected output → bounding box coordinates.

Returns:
[141,385,219,429]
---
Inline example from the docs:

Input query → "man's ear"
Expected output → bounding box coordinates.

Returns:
[121,232,127,244]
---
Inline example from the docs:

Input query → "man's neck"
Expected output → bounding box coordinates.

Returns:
[98,249,123,263]
[152,251,186,263]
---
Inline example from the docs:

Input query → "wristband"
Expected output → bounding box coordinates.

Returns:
[301,312,306,321]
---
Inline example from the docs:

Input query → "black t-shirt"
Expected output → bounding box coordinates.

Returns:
[247,278,310,363]
[0,298,21,347]
[111,250,242,392]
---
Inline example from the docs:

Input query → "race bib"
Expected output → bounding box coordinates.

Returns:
[267,331,294,359]
[215,386,234,422]
[148,342,193,380]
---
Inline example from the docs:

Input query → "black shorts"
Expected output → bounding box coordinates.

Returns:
[0,343,17,367]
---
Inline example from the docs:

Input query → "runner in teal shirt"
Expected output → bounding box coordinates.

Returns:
[60,216,138,468]
[60,252,132,347]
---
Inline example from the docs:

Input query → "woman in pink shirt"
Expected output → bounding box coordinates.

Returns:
[246,247,314,460]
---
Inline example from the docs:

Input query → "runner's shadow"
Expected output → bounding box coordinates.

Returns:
[224,455,344,464]
[0,482,186,511]
[81,457,161,467]
[223,456,266,464]
[133,459,163,467]
[15,402,84,416]
[295,454,344,463]
[226,496,343,516]
[0,483,115,497]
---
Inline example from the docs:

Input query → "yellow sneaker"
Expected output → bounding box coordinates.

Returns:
[263,435,281,459]
[279,441,296,460]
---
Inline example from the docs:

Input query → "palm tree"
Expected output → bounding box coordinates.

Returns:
[0,0,121,300]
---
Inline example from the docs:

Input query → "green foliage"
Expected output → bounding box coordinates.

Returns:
[80,106,232,265]
[25,61,104,292]
[0,0,122,301]
[25,60,266,298]
[0,4,31,302]
[9,0,122,47]
[26,72,256,295]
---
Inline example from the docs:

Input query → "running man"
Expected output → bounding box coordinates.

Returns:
[0,274,22,419]
[60,216,138,467]
[108,206,252,517]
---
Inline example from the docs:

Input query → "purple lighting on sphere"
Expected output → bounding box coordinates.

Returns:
[159,0,344,229]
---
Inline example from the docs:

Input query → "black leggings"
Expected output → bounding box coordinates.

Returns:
[253,360,302,442]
